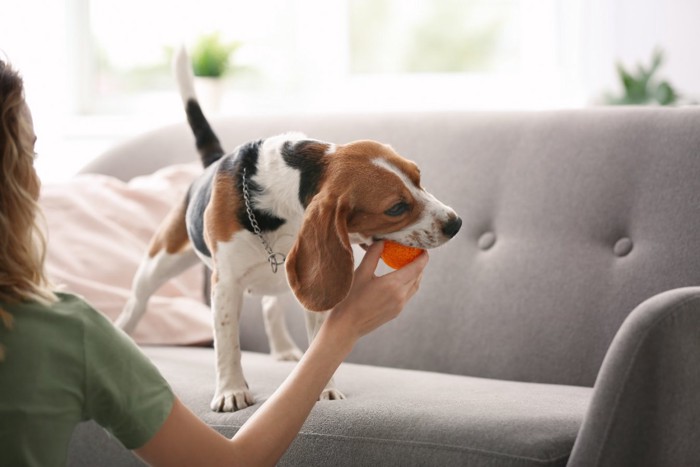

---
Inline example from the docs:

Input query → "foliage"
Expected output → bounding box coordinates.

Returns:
[349,0,506,74]
[191,32,240,78]
[605,48,679,106]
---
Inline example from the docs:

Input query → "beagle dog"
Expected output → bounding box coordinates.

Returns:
[116,48,462,412]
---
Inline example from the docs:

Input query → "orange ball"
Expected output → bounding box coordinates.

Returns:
[381,241,424,269]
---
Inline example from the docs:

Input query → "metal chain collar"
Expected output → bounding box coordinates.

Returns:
[241,168,286,273]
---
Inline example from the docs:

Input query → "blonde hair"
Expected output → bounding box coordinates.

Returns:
[0,58,57,358]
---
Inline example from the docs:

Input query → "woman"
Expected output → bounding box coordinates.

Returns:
[0,58,428,466]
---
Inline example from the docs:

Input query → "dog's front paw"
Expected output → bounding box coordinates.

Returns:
[210,388,254,412]
[272,347,304,362]
[319,388,346,401]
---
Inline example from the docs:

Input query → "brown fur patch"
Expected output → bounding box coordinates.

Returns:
[327,140,425,238]
[148,200,190,257]
[287,139,428,311]
[286,191,354,311]
[203,170,243,254]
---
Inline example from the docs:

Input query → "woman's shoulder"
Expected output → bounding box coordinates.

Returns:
[53,291,94,311]
[53,292,114,327]
[3,291,110,332]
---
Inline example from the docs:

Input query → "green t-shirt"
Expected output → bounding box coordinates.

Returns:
[0,292,174,466]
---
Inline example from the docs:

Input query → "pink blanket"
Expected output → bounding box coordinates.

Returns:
[40,164,213,345]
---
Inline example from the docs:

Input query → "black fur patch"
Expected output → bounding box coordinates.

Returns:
[185,99,225,167]
[186,165,216,259]
[185,140,288,259]
[282,140,328,207]
[231,140,287,233]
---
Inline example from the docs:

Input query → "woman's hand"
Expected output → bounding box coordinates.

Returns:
[325,241,429,346]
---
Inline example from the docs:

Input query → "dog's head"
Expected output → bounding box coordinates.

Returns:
[286,140,461,311]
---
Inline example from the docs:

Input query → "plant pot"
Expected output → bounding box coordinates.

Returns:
[194,77,225,114]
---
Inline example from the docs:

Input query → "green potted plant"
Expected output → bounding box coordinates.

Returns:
[604,48,680,106]
[190,32,240,113]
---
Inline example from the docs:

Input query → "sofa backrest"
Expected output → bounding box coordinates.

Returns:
[83,108,700,387]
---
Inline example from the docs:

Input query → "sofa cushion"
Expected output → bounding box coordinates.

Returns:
[68,346,589,467]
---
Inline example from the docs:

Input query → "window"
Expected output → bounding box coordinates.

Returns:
[349,0,519,74]
[79,0,300,115]
[76,0,580,116]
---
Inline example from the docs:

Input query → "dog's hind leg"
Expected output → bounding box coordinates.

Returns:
[304,310,346,400]
[116,200,200,334]
[116,247,200,334]
[261,295,303,361]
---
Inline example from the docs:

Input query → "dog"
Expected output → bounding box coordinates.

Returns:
[116,47,462,412]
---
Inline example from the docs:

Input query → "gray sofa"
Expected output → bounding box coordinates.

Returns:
[68,108,700,466]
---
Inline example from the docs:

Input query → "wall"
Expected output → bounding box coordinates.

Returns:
[581,0,700,104]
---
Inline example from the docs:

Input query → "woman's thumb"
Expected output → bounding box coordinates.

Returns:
[357,241,384,277]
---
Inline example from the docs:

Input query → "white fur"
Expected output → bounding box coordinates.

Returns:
[262,296,303,361]
[116,249,200,333]
[173,45,197,105]
[252,133,309,224]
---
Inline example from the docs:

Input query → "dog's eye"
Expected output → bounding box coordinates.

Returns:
[385,202,409,217]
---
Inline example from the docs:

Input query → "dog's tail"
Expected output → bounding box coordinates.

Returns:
[174,46,225,168]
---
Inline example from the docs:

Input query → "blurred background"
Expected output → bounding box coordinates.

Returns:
[2,0,699,181]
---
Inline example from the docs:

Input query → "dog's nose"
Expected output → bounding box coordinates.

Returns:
[442,216,462,238]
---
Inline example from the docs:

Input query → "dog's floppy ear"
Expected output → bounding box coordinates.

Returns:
[286,191,354,312]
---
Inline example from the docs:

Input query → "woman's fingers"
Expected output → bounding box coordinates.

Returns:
[354,244,428,307]
[356,241,384,278]
[388,251,429,285]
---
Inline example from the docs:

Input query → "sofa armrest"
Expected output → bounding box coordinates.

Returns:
[568,287,700,466]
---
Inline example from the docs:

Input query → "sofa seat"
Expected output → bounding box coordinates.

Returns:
[68,346,590,466]
[142,347,589,466]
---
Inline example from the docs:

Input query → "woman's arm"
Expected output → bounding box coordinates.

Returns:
[136,242,428,466]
